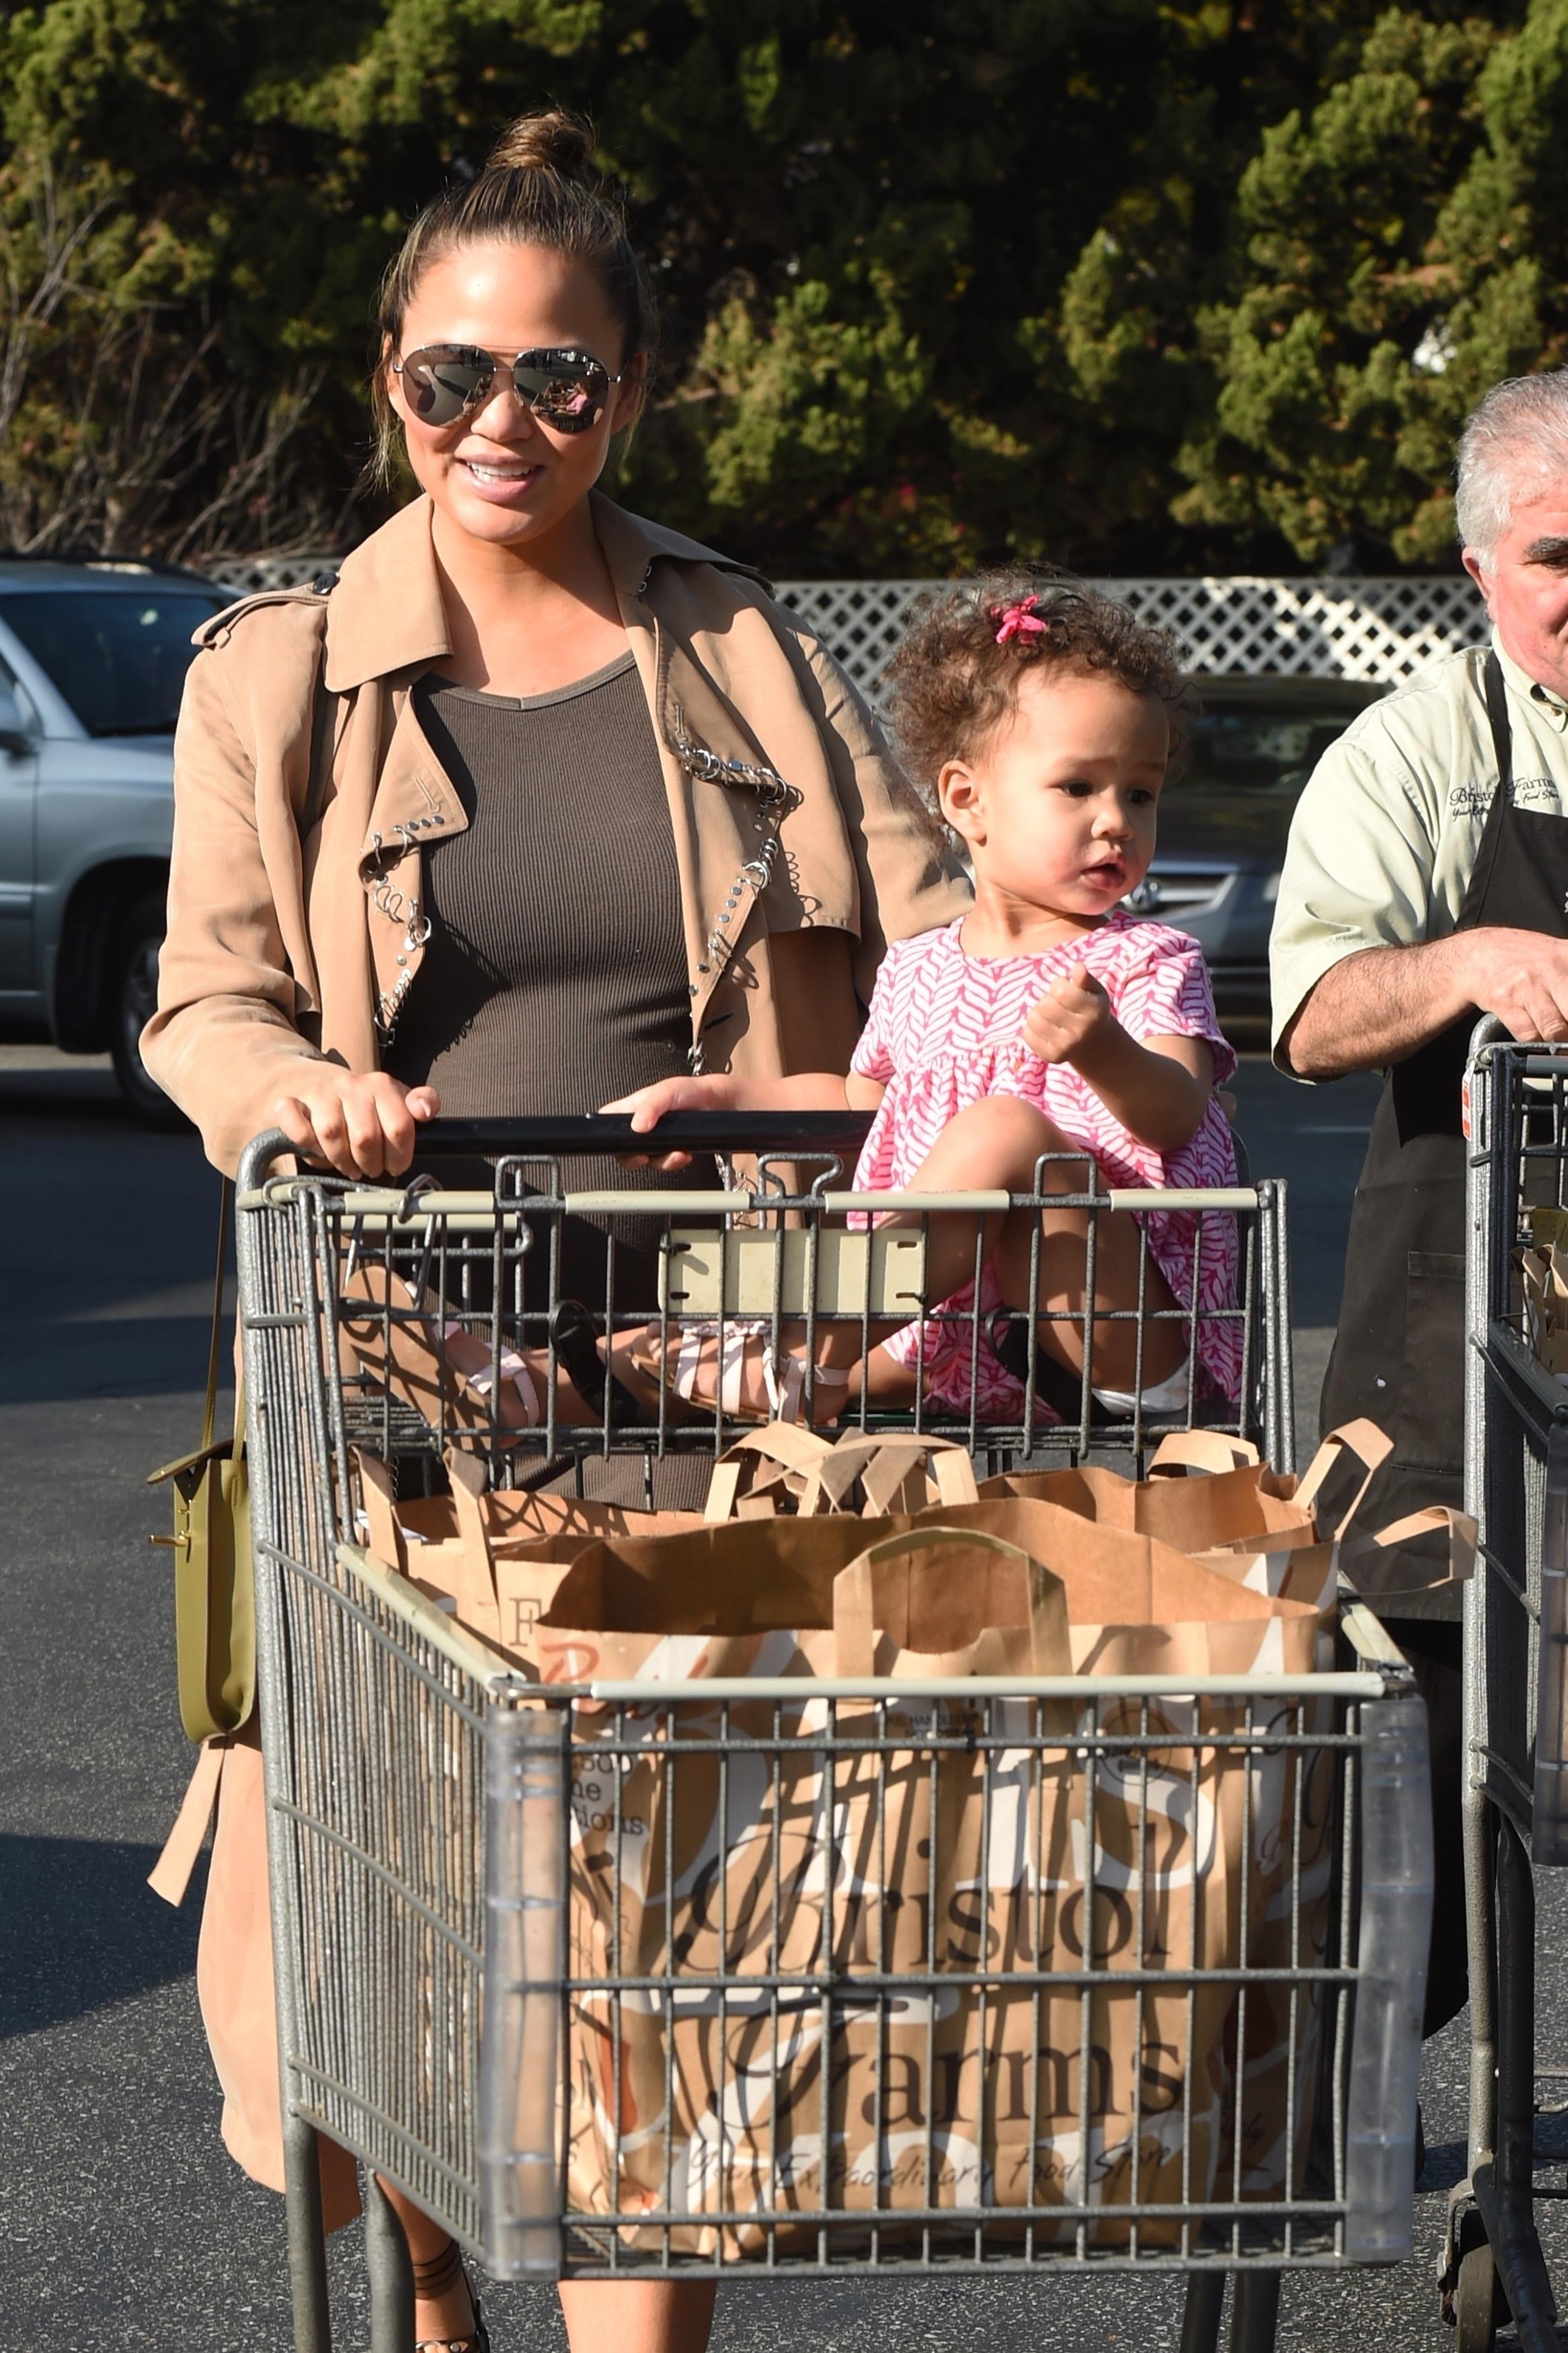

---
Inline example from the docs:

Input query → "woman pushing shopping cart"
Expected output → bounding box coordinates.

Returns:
[142,99,1431,2353]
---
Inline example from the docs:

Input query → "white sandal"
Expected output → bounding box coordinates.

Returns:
[339,1261,542,1431]
[631,1318,851,1426]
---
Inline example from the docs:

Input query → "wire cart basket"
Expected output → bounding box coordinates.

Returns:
[1456,1027,1568,2351]
[233,1113,1429,2353]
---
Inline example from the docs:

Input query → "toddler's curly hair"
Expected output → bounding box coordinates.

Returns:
[885,571,1192,795]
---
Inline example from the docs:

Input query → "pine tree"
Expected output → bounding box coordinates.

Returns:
[0,0,1545,573]
[1173,2,1560,565]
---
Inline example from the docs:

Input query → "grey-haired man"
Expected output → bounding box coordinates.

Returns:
[1272,369,1568,2034]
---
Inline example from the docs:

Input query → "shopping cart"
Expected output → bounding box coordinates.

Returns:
[1454,1026,1568,2351]
[233,1115,1427,2353]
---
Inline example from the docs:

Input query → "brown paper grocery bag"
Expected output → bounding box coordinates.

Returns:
[973,1423,1387,2212]
[550,1519,1069,2254]
[540,1503,1321,2254]
[897,1494,1323,1678]
[893,1499,1331,2233]
[352,1445,718,1664]
[979,1419,1391,1565]
[1522,1237,1568,1375]
[833,1525,1070,1677]
[700,1425,840,1521]
[540,1493,1321,1683]
[806,1430,981,1517]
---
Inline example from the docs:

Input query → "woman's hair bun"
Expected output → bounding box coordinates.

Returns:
[487,108,595,181]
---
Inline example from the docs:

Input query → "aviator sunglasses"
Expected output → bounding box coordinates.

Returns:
[392,343,626,432]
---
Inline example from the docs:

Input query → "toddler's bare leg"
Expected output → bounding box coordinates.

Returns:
[637,1096,1183,1418]
[891,1096,1185,1392]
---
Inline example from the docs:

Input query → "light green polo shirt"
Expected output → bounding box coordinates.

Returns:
[1269,628,1568,1068]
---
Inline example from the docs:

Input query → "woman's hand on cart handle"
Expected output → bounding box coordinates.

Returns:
[273,1072,441,1179]
[601,1074,740,1169]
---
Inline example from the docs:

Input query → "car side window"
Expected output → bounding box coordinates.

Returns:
[0,647,38,735]
[0,591,221,737]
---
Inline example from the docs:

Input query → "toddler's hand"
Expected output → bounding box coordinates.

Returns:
[600,1074,735,1169]
[1023,964,1114,1068]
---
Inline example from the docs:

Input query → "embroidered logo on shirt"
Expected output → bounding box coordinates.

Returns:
[1448,774,1565,816]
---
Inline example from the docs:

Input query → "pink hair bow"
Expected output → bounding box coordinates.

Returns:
[992,599,1048,645]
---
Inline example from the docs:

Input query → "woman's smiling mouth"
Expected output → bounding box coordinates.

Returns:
[457,456,544,497]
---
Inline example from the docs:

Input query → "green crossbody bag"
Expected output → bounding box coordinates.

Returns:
[148,1178,255,1743]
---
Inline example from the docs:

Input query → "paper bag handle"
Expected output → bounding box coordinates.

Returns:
[1293,1418,1393,1539]
[1342,1505,1477,1600]
[807,1431,981,1517]
[445,1447,500,1603]
[1147,1430,1261,1479]
[703,1425,837,1522]
[356,1449,407,1575]
[833,1525,1070,1677]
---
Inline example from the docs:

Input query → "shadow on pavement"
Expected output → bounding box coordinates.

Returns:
[0,1833,202,2038]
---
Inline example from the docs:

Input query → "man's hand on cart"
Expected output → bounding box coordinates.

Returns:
[273,1071,441,1179]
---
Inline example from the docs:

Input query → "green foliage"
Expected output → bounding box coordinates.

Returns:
[0,0,1546,569]
[1173,2,1564,563]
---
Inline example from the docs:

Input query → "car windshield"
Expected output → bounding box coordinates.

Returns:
[0,587,223,737]
[1185,701,1371,793]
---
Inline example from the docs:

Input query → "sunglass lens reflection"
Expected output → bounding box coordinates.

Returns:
[406,353,491,425]
[513,358,608,432]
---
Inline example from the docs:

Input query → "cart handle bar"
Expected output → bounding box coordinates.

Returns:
[238,1112,876,1190]
[577,1671,1393,1703]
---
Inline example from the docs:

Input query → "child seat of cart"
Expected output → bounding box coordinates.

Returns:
[242,1109,1282,1485]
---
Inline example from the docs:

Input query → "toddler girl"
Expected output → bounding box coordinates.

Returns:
[610,576,1239,1425]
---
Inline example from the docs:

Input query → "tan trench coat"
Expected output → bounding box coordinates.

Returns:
[142,489,968,1167]
[145,491,968,2224]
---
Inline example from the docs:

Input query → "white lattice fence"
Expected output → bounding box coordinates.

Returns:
[774,575,1487,691]
[208,557,1485,691]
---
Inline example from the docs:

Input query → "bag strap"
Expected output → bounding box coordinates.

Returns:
[834,1525,1071,1677]
[810,1430,981,1517]
[1293,1417,1393,1538]
[703,1425,837,1523]
[201,1179,233,1455]
[1147,1430,1260,1478]
[1342,1505,1477,1601]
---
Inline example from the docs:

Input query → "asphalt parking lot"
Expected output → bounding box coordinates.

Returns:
[4,1042,1565,2351]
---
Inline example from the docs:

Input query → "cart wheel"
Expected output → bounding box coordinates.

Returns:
[1454,2238,1497,2353]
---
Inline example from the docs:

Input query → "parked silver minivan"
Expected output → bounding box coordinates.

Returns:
[0,557,227,1121]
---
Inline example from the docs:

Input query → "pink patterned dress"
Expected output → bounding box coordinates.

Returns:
[850,914,1241,1414]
